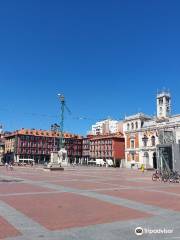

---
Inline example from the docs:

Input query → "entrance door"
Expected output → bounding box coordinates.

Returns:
[143,152,149,166]
[115,160,121,168]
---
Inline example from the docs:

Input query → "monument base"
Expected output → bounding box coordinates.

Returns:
[44,162,64,171]
[45,149,68,171]
[44,166,64,171]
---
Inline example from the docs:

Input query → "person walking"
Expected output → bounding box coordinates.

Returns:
[141,164,145,173]
[9,162,13,171]
[5,162,8,170]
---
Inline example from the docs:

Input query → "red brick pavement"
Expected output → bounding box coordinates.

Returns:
[0,216,21,239]
[1,167,180,237]
[157,186,180,194]
[0,183,54,194]
[1,193,152,231]
[17,174,96,182]
[100,189,180,212]
[98,179,158,187]
[52,180,119,190]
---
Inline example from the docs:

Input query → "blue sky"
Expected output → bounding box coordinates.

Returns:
[0,0,180,135]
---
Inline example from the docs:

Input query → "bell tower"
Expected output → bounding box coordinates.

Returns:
[157,91,171,118]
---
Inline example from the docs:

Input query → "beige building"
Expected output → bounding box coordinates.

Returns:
[123,91,180,169]
[90,119,123,135]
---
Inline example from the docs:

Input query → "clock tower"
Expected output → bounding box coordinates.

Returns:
[157,91,171,119]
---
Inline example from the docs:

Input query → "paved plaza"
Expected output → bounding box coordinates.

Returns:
[0,166,180,240]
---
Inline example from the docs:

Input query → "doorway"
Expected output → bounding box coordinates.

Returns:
[143,152,149,166]
[153,152,157,169]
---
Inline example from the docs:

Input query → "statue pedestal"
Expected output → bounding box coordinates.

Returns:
[58,148,68,167]
[44,149,68,171]
[44,166,64,171]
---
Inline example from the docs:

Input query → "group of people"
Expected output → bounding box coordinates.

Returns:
[5,162,13,171]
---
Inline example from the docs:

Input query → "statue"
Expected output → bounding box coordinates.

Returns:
[45,148,68,170]
[58,148,68,166]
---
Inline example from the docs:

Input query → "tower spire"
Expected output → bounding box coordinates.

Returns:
[156,90,171,118]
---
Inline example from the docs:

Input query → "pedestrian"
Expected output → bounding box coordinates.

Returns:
[9,163,13,171]
[5,162,8,170]
[141,164,145,173]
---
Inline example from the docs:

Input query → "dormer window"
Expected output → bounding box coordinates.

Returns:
[131,123,134,130]
[127,123,130,131]
[135,122,138,129]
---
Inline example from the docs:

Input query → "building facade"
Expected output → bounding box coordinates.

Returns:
[91,119,119,135]
[4,129,83,164]
[65,137,82,164]
[123,91,180,169]
[81,136,91,165]
[89,133,125,167]
[0,129,5,164]
[123,113,153,168]
[3,128,125,166]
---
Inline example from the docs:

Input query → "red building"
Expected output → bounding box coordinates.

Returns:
[4,129,82,164]
[4,128,124,166]
[89,133,125,167]
[65,137,82,164]
[81,135,93,165]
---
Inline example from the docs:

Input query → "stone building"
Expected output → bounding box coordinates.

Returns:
[123,91,180,169]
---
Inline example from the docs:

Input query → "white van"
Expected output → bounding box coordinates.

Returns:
[96,159,106,166]
[18,159,35,166]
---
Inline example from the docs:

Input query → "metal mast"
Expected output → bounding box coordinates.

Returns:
[58,94,65,150]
